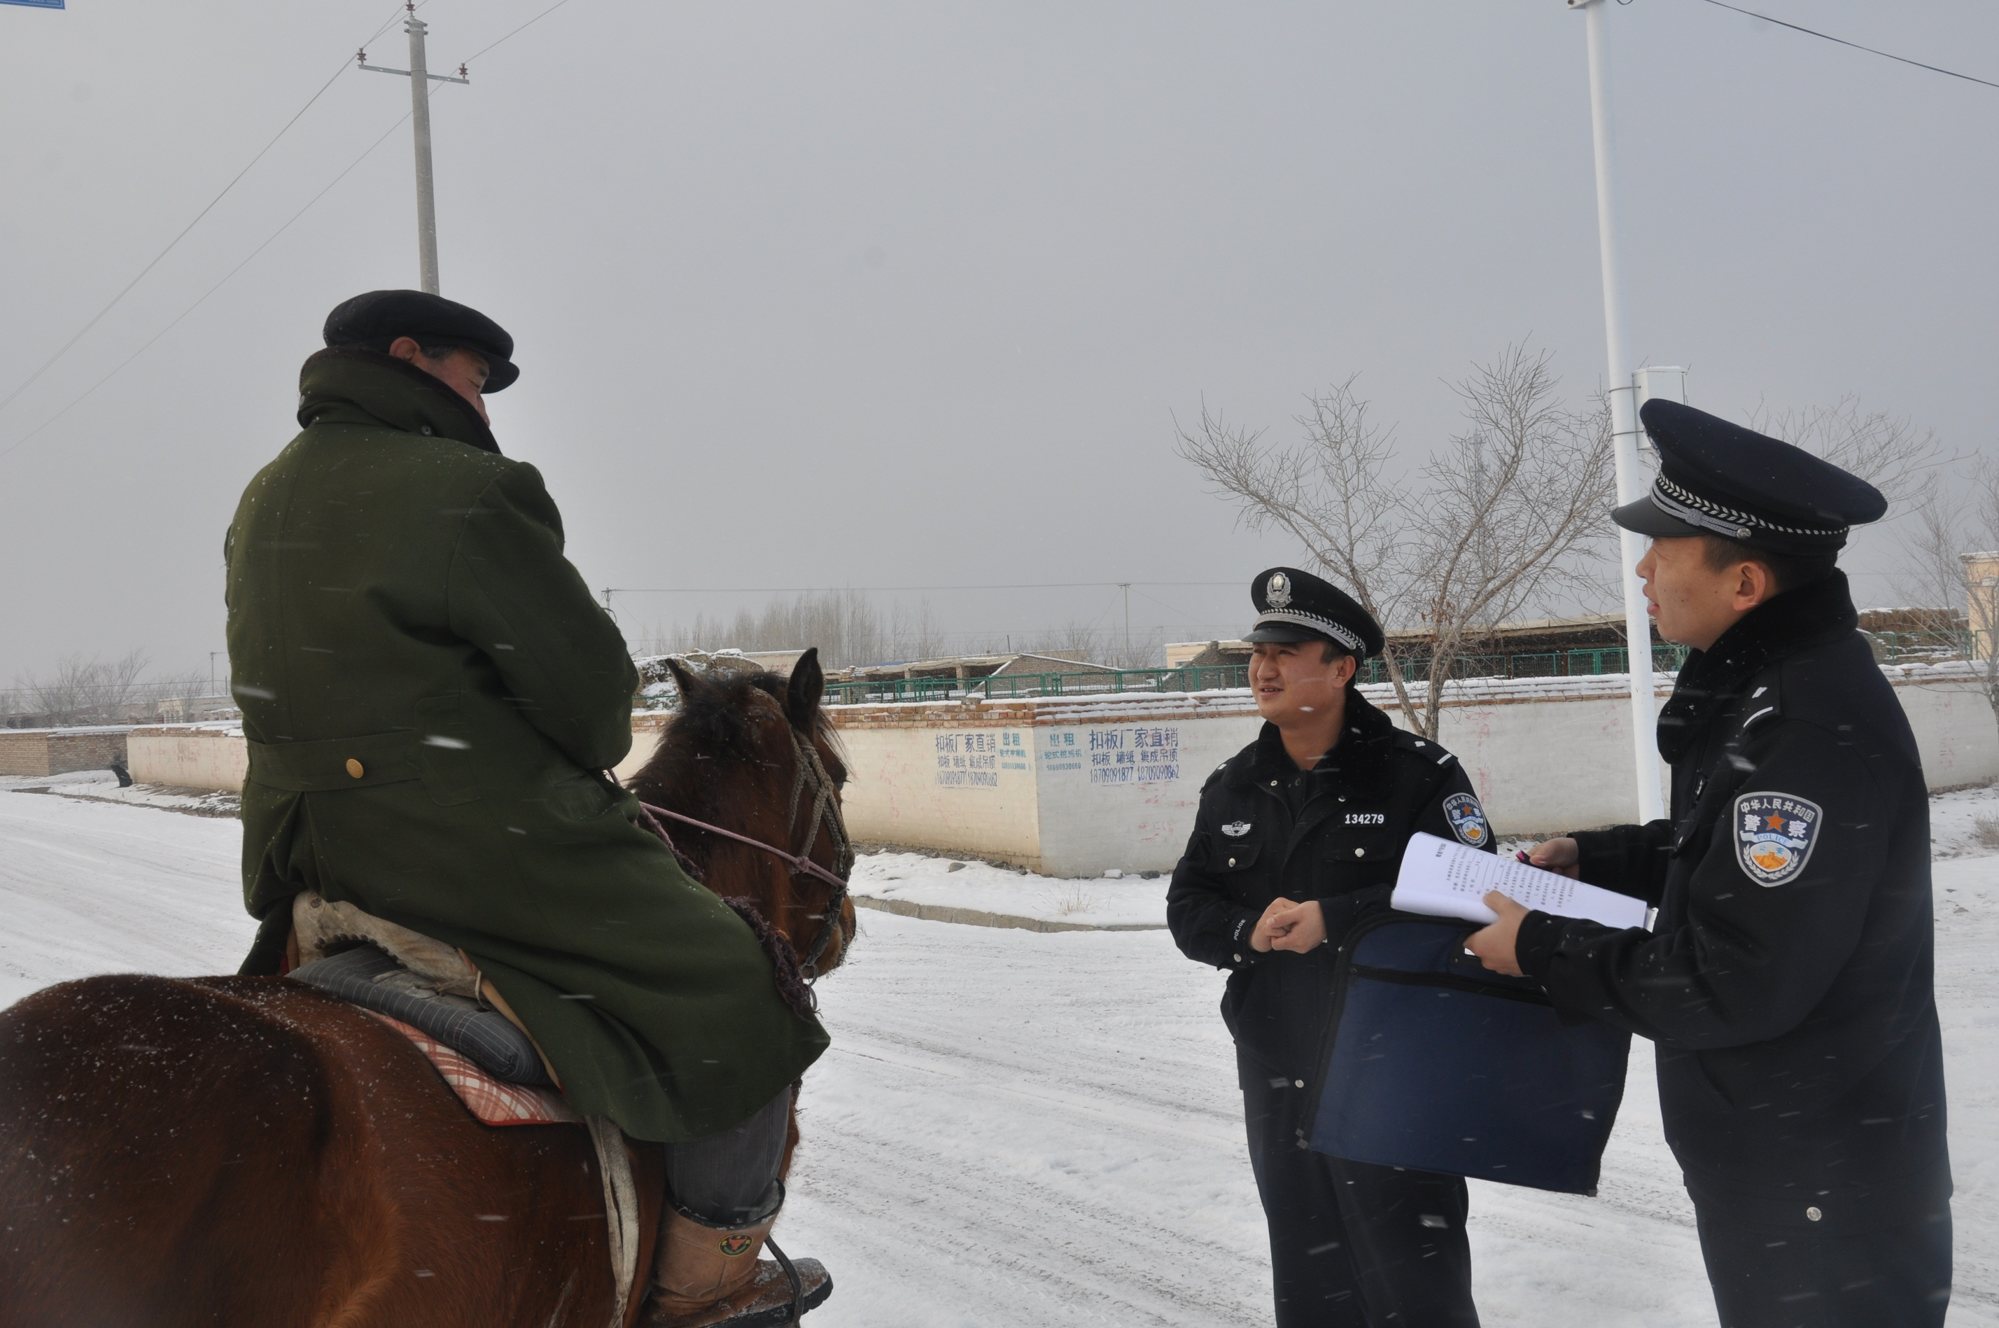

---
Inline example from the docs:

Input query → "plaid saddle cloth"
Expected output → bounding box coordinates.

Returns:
[291,945,576,1128]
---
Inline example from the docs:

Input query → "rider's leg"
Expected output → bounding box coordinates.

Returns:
[661,1083,792,1223]
[648,1085,832,1325]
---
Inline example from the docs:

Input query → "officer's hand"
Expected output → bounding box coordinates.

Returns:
[1467,891,1528,976]
[1266,900,1328,953]
[1524,837,1581,879]
[1250,897,1301,953]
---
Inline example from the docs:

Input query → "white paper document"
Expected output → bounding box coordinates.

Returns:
[1391,832,1651,930]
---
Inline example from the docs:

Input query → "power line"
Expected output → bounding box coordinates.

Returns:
[1690,0,1999,92]
[0,3,420,429]
[0,0,574,468]
[0,112,420,466]
[457,0,577,66]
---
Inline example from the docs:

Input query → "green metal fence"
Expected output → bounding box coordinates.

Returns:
[821,651,1679,705]
[821,664,1252,707]
[1355,644,1690,685]
[820,630,1970,706]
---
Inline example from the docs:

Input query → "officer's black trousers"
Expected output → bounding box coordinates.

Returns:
[1695,1203,1951,1328]
[1240,1053,1478,1327]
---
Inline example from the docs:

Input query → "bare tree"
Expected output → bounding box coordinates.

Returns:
[1176,344,1616,739]
[14,655,94,727]
[1026,621,1110,664]
[1748,396,1947,513]
[639,589,898,670]
[13,649,151,726]
[94,648,150,719]
[888,600,945,664]
[1899,456,1999,737]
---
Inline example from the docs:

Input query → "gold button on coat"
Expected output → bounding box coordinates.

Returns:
[345,758,365,779]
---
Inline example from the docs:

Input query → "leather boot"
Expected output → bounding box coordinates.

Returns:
[644,1200,832,1327]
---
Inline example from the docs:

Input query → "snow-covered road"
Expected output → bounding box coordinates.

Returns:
[1,777,1993,1326]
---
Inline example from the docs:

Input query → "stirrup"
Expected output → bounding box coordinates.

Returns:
[764,1235,804,1321]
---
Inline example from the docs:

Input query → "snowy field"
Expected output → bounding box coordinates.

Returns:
[1,771,1994,1326]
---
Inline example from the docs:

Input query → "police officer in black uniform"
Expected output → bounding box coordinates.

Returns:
[1469,400,1953,1326]
[1168,568,1493,1328]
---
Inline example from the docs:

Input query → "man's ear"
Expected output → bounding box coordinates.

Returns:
[1333,652,1359,687]
[386,335,424,363]
[1735,560,1776,612]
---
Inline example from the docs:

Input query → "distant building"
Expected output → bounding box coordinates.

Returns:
[825,652,1117,704]
[632,648,811,709]
[1168,614,1666,683]
[1964,551,1999,659]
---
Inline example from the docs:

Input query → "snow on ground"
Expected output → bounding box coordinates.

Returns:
[851,850,1170,927]
[1,776,1995,1325]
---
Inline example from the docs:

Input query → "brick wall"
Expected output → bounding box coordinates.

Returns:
[0,732,49,776]
[0,728,130,777]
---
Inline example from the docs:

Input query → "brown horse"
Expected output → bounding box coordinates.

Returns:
[0,650,853,1328]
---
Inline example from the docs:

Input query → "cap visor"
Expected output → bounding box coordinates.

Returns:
[1242,623,1331,645]
[1612,495,1705,540]
[482,359,520,392]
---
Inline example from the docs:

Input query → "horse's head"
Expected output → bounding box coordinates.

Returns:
[631,647,856,979]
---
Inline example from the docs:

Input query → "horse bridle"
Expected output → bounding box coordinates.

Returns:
[635,727,853,982]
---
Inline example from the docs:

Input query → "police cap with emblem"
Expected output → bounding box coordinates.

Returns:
[1612,399,1885,553]
[323,289,520,392]
[1242,567,1385,659]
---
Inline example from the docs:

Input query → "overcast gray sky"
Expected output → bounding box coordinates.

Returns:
[2,0,1994,687]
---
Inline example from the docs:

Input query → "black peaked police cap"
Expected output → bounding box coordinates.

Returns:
[1613,399,1885,554]
[1243,567,1384,659]
[323,289,520,392]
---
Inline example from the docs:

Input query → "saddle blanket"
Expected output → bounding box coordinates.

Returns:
[366,1010,580,1128]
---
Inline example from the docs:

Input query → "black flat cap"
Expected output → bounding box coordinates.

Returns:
[1243,567,1384,658]
[323,289,519,392]
[1614,399,1885,553]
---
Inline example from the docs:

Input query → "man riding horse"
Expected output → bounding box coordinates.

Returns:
[224,289,832,1327]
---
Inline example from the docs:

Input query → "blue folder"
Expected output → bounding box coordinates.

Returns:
[1307,913,1631,1196]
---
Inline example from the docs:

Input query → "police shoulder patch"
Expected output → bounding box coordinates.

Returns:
[1441,792,1489,847]
[1734,791,1823,887]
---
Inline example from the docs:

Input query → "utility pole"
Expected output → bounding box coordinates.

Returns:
[1571,0,1665,823]
[359,5,468,295]
[1118,583,1132,663]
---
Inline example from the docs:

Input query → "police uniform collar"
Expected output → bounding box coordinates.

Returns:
[1233,691,1395,789]
[1656,571,1858,762]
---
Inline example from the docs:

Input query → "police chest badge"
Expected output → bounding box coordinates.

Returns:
[1221,821,1252,838]
[1442,793,1488,847]
[1735,792,1822,887]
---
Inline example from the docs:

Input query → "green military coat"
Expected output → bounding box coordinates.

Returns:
[225,348,826,1142]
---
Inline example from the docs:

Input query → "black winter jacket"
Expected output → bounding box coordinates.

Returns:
[1167,693,1495,1079]
[1515,572,1951,1229]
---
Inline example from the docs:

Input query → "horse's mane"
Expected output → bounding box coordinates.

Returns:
[636,669,841,833]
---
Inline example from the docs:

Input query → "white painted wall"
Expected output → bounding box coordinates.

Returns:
[1028,707,1257,877]
[1895,672,1999,790]
[125,669,1999,877]
[839,720,1043,865]
[129,726,248,792]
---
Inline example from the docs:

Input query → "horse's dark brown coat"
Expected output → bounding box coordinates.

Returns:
[0,653,848,1328]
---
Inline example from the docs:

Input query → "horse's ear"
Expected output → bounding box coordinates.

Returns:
[665,657,702,705]
[785,647,824,729]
